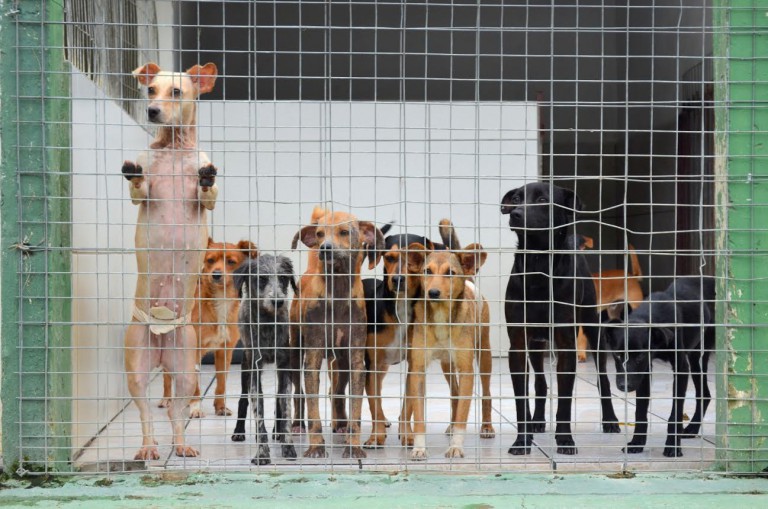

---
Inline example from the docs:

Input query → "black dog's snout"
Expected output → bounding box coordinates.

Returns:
[428,288,441,299]
[391,275,405,289]
[211,270,223,282]
[147,106,161,121]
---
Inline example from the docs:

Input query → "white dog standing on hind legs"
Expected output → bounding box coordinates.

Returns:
[122,62,219,461]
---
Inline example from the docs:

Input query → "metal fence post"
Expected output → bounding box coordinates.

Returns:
[0,0,72,472]
[714,0,768,473]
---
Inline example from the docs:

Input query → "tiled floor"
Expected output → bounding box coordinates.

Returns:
[74,356,716,473]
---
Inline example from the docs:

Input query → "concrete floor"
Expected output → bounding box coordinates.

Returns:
[74,356,716,473]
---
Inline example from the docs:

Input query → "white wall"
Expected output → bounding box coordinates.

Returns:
[70,67,538,448]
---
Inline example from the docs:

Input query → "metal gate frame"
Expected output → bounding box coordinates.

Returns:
[0,0,766,475]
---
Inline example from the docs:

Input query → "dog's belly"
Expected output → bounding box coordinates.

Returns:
[133,149,209,318]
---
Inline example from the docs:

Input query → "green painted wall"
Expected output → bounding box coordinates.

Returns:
[714,0,768,473]
[0,0,72,471]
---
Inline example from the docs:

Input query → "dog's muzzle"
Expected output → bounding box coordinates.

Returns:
[147,106,162,123]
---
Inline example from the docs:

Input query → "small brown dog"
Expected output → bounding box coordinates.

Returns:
[290,206,384,459]
[401,242,493,460]
[122,62,218,460]
[576,239,644,362]
[159,238,258,417]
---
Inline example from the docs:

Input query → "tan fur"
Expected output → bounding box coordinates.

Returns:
[159,238,257,417]
[123,62,218,461]
[400,242,495,460]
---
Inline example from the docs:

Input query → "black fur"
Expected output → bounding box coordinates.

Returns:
[230,255,298,465]
[602,276,715,457]
[501,182,620,456]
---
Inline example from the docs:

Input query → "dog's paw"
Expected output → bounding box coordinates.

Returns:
[363,435,386,449]
[603,421,621,434]
[122,161,143,182]
[303,445,328,459]
[555,436,578,455]
[663,446,683,458]
[198,163,217,188]
[342,446,367,459]
[174,445,200,458]
[189,408,205,419]
[400,435,414,447]
[577,354,587,363]
[444,446,465,459]
[215,406,232,417]
[681,423,701,438]
[410,448,428,461]
[231,433,246,442]
[508,435,532,456]
[134,446,160,461]
[282,444,298,460]
[480,424,496,439]
[250,444,271,465]
[624,445,645,454]
[157,398,171,409]
[384,420,392,428]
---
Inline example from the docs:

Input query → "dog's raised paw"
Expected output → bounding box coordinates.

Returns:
[231,433,246,442]
[342,446,367,459]
[198,164,217,188]
[121,161,143,181]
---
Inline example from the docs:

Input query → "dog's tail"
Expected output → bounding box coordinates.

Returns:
[628,244,643,281]
[438,219,462,250]
[380,220,395,236]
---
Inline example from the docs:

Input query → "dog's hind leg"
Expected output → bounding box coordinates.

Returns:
[683,332,713,438]
[553,329,578,455]
[125,323,161,461]
[212,348,234,416]
[624,373,651,454]
[584,320,620,433]
[276,366,297,459]
[663,354,690,458]
[289,328,306,434]
[342,342,367,459]
[478,324,496,438]
[231,349,251,442]
[249,364,271,465]
[159,371,173,408]
[441,358,459,436]
[507,327,534,455]
[329,357,350,434]
[364,354,389,448]
[445,363,473,459]
[303,350,328,458]
[165,325,200,458]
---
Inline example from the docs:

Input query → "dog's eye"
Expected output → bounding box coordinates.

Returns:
[206,258,215,264]
[316,231,325,239]
[147,86,155,95]
[384,255,396,263]
[537,196,548,204]
[172,87,182,97]
[425,268,433,275]
[227,259,236,266]
[446,269,454,277]
[339,230,350,237]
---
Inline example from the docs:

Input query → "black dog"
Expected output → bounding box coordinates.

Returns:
[230,255,298,465]
[602,276,715,457]
[501,182,620,455]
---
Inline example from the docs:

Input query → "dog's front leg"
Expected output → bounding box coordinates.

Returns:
[122,160,148,204]
[554,333,578,455]
[197,163,219,211]
[584,321,620,433]
[249,364,271,465]
[407,334,429,460]
[276,366,297,459]
[625,373,651,454]
[303,350,328,458]
[529,348,548,433]
[664,354,690,458]
[507,327,534,455]
[231,348,251,442]
[445,361,473,459]
[343,337,367,459]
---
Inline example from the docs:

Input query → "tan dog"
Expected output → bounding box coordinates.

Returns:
[159,238,258,417]
[121,62,218,460]
[401,242,493,460]
[576,239,644,362]
[290,206,384,459]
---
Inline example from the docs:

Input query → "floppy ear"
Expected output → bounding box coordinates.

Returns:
[232,261,251,299]
[458,243,487,276]
[185,62,218,94]
[358,221,386,270]
[292,225,319,249]
[237,240,259,259]
[560,187,584,213]
[133,63,161,86]
[500,188,518,215]
[651,327,675,349]
[279,257,299,294]
[406,243,428,273]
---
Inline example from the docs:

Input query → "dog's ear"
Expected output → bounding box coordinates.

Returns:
[379,220,395,236]
[207,236,215,248]
[186,62,218,94]
[232,261,250,299]
[457,243,488,276]
[560,187,584,213]
[500,188,519,215]
[237,240,259,259]
[133,63,160,86]
[358,221,386,270]
[651,327,675,349]
[292,225,319,249]
[438,219,462,250]
[407,243,428,273]
[279,257,299,294]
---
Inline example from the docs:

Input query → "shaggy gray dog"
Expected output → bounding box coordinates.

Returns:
[230,254,298,465]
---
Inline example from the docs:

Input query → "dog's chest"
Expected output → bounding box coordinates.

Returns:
[214,299,234,342]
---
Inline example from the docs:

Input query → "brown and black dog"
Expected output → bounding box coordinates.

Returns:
[290,206,385,458]
[400,241,492,459]
[159,238,258,417]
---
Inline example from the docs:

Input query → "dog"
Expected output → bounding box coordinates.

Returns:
[363,220,490,448]
[572,236,645,362]
[290,206,385,458]
[500,182,620,456]
[401,241,491,459]
[229,255,299,464]
[601,276,715,457]
[158,237,258,417]
[121,62,218,460]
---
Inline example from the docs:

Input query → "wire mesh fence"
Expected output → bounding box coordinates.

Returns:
[4,0,738,475]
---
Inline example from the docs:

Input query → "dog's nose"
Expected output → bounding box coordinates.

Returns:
[147,106,161,121]
[428,288,441,299]
[391,275,405,289]
[211,270,223,282]
[319,243,334,259]
[273,299,285,309]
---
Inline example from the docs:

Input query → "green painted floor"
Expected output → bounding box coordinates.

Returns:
[1,472,767,508]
